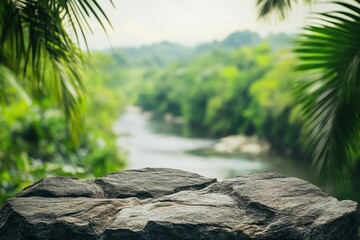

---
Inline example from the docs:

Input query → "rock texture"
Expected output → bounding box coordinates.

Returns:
[0,168,358,240]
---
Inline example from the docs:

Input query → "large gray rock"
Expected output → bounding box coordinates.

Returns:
[0,168,358,240]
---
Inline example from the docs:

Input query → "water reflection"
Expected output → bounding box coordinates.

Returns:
[114,108,267,179]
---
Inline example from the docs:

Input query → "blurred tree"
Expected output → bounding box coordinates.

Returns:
[0,0,113,142]
[0,48,128,204]
[134,42,300,154]
[257,0,360,185]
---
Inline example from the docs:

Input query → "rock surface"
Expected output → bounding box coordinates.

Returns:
[0,168,359,240]
[214,135,270,155]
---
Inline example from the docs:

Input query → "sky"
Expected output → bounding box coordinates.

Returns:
[84,0,333,50]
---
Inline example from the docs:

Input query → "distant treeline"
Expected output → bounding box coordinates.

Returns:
[110,31,292,67]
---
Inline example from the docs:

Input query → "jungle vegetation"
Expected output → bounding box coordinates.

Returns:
[1,0,360,204]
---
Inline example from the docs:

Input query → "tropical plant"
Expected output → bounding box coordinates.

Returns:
[0,0,113,142]
[0,0,127,204]
[256,0,315,19]
[0,51,128,205]
[256,0,360,185]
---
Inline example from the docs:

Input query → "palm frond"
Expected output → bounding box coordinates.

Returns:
[0,65,32,104]
[0,0,113,143]
[256,0,315,19]
[294,1,360,185]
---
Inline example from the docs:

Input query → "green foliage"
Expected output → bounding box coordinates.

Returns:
[256,0,360,189]
[249,56,301,150]
[119,42,191,67]
[0,53,128,205]
[134,41,301,154]
[113,31,267,68]
[294,1,360,185]
[256,0,315,19]
[0,0,113,143]
[0,0,129,205]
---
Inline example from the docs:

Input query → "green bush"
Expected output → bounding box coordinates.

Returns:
[0,53,128,204]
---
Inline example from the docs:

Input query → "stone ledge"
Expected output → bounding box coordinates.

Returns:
[0,168,358,240]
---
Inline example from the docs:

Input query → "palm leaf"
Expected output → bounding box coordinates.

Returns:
[294,1,360,185]
[0,0,113,143]
[0,65,32,104]
[256,0,315,19]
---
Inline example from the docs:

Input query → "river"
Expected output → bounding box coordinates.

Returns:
[114,107,309,180]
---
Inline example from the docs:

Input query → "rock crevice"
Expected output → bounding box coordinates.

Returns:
[0,168,358,240]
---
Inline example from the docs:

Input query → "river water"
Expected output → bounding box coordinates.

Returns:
[114,107,308,180]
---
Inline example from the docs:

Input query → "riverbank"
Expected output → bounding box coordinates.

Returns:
[115,108,314,181]
[153,109,271,156]
[115,108,267,179]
